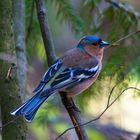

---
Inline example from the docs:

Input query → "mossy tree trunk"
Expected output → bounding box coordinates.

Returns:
[0,0,27,140]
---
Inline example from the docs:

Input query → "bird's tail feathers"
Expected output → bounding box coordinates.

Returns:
[10,88,54,122]
[32,81,46,93]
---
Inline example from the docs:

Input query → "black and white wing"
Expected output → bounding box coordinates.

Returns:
[33,59,63,93]
[47,63,100,91]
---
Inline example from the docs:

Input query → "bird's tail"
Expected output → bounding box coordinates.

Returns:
[10,89,53,122]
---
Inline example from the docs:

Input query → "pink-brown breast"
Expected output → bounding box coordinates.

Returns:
[59,46,103,97]
[63,71,100,97]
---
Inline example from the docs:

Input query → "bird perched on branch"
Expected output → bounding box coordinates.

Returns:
[11,35,109,122]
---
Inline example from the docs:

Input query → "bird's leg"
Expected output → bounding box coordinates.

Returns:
[60,92,81,112]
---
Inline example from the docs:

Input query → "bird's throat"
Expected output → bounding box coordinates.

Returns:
[84,45,103,61]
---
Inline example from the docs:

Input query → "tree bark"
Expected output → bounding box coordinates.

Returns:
[35,0,88,139]
[35,0,56,66]
[0,0,27,139]
[13,0,27,102]
[60,93,89,140]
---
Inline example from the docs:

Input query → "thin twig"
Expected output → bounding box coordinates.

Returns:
[108,87,140,107]
[109,30,140,47]
[55,86,140,140]
[106,83,118,107]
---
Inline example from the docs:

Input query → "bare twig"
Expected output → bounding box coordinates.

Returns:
[106,83,118,107]
[55,86,140,140]
[109,30,140,47]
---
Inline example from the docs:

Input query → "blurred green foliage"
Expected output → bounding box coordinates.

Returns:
[87,128,106,140]
[25,0,140,139]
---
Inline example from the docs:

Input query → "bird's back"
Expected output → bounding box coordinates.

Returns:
[60,47,93,68]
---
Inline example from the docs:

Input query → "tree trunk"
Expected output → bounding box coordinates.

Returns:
[0,0,27,139]
[13,0,27,102]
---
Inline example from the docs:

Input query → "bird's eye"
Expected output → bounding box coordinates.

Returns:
[92,42,98,46]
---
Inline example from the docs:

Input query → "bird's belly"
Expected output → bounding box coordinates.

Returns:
[64,75,99,97]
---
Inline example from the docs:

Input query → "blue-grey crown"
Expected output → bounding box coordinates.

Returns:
[78,35,109,48]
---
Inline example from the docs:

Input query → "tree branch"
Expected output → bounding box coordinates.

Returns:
[35,0,88,139]
[60,92,89,140]
[35,0,56,65]
[109,30,140,47]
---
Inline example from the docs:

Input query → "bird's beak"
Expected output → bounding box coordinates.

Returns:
[100,41,109,48]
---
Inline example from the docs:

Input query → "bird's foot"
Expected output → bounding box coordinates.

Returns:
[72,104,81,113]
[67,99,81,113]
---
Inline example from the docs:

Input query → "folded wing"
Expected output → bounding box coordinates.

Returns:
[41,63,100,96]
[33,59,63,93]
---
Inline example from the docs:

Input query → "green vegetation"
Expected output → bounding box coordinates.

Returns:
[0,0,140,139]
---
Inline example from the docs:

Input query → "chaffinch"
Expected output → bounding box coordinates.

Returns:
[11,35,109,122]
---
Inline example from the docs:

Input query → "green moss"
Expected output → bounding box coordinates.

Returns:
[0,0,27,139]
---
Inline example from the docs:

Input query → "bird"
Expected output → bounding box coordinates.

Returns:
[10,35,109,122]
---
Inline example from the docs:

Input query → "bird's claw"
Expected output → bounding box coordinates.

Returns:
[66,102,81,113]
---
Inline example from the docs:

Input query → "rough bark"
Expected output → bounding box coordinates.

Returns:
[35,0,56,65]
[13,0,27,101]
[60,93,89,140]
[0,0,27,139]
[35,0,88,139]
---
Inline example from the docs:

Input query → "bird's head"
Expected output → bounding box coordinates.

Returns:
[77,35,109,50]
